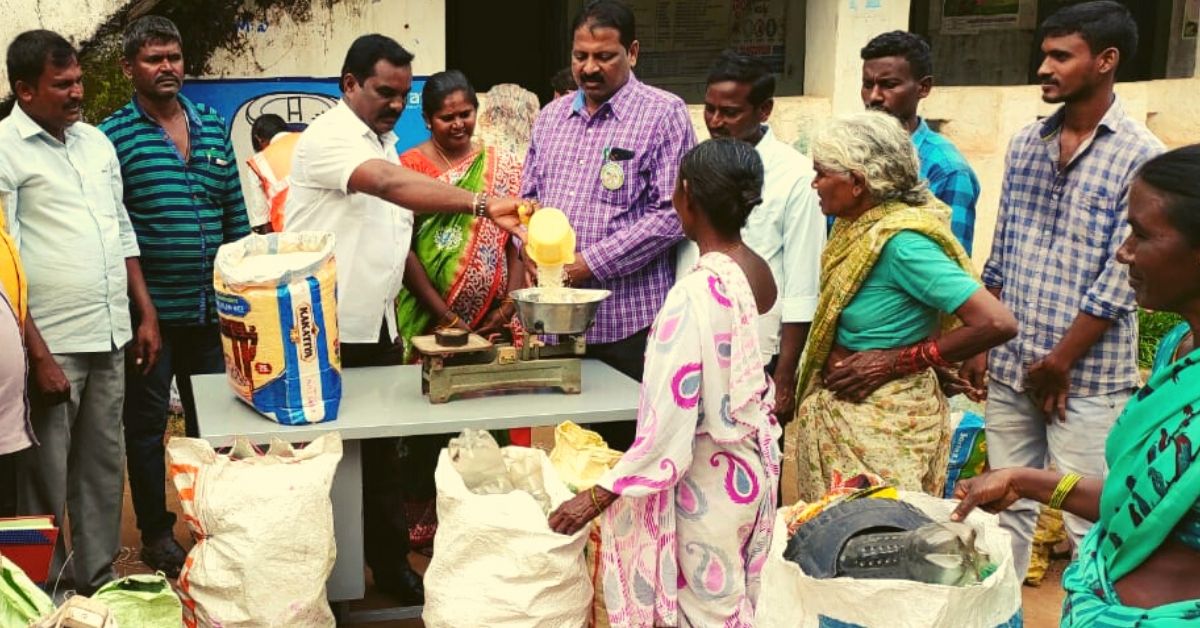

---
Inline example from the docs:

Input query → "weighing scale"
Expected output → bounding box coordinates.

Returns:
[411,287,611,403]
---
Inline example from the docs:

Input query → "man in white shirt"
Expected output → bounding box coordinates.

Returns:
[285,33,524,604]
[0,30,159,595]
[681,50,825,422]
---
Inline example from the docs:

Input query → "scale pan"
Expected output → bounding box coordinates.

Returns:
[509,288,612,335]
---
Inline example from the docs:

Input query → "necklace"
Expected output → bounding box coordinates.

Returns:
[431,139,470,171]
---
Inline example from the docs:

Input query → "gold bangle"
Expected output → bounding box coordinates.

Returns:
[1048,472,1083,510]
[590,486,603,514]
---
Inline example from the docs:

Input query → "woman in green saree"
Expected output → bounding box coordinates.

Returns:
[1152,321,1193,374]
[392,71,527,547]
[953,144,1200,625]
[395,70,526,360]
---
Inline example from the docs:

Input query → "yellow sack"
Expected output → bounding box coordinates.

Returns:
[549,422,621,628]
[549,421,622,491]
[214,232,341,425]
[1025,506,1067,586]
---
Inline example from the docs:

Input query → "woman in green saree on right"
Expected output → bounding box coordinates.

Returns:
[953,144,1200,625]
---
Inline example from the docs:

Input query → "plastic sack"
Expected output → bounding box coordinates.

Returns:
[167,433,342,628]
[93,574,182,627]
[547,421,621,627]
[214,232,341,425]
[1026,506,1067,586]
[448,429,514,495]
[32,595,119,628]
[549,421,622,492]
[943,411,988,498]
[0,552,53,626]
[505,450,552,514]
[757,492,1023,628]
[449,429,552,513]
[423,447,591,628]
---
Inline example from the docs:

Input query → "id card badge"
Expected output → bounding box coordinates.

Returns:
[600,147,626,190]
[600,160,624,190]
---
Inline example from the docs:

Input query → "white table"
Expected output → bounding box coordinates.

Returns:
[192,360,639,623]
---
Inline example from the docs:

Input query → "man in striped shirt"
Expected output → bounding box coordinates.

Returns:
[99,16,251,578]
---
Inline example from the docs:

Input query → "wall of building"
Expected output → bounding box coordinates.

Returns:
[687,70,1200,270]
[806,0,911,114]
[0,0,126,94]
[206,0,446,78]
[921,0,1199,86]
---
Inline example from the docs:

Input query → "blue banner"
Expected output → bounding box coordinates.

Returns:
[180,75,430,166]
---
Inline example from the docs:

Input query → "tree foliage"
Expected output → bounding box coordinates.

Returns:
[79,0,320,122]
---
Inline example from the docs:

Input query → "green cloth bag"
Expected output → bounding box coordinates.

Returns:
[0,553,53,625]
[93,574,183,627]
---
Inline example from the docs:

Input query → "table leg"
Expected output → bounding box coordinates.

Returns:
[327,438,364,601]
[327,439,425,624]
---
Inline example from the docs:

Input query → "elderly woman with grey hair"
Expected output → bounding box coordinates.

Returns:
[781,111,1016,504]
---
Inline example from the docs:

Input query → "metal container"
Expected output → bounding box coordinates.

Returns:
[509,288,611,335]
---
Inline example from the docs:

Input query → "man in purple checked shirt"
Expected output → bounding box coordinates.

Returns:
[521,0,696,450]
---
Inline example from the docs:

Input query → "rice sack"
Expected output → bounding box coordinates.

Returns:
[214,232,341,424]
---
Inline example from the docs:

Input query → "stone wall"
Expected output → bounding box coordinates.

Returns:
[0,0,126,92]
[206,0,445,78]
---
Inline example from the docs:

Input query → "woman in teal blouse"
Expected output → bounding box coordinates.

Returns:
[1151,322,1193,374]
[954,144,1200,626]
[782,111,1017,503]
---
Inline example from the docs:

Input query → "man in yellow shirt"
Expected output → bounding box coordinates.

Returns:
[1,200,39,515]
[0,203,25,323]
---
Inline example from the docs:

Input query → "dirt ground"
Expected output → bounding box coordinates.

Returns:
[106,425,1067,627]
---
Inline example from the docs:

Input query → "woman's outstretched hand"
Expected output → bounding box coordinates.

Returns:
[548,486,616,535]
[950,468,1026,522]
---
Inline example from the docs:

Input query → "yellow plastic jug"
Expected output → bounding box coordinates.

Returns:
[525,207,576,267]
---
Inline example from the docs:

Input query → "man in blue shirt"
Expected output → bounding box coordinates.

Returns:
[861,31,980,255]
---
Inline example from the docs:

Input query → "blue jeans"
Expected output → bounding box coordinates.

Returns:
[984,379,1131,579]
[122,324,224,542]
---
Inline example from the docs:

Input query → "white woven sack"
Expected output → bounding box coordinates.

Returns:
[757,491,1023,628]
[423,447,592,628]
[168,432,342,628]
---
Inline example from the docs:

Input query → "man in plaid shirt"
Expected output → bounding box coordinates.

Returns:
[973,1,1164,578]
[860,31,980,254]
[522,0,696,449]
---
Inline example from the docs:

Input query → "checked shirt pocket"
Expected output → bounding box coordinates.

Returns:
[596,160,636,208]
[83,164,119,217]
[1065,189,1115,249]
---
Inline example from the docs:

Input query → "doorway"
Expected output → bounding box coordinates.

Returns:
[446,1,571,105]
